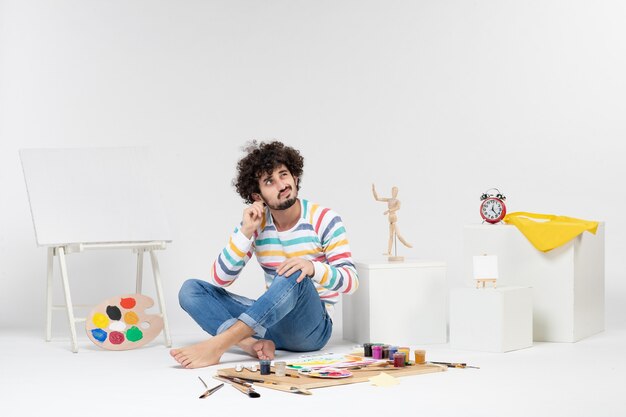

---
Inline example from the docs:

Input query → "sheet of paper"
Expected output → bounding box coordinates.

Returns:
[369,372,399,387]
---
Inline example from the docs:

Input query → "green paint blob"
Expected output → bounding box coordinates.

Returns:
[126,326,143,342]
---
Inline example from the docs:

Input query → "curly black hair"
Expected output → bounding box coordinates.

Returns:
[233,140,304,204]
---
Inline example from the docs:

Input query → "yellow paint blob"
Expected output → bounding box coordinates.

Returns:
[124,311,139,325]
[92,312,109,329]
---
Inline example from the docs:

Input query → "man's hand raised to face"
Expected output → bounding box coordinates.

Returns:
[241,201,265,239]
[277,258,315,283]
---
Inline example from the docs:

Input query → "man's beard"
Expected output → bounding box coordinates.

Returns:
[262,187,298,211]
[273,196,298,210]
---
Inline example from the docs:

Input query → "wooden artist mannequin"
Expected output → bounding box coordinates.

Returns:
[372,184,413,261]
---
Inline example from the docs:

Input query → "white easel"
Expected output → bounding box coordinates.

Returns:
[21,147,173,353]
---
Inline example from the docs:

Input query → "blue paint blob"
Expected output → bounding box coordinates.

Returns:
[91,328,108,343]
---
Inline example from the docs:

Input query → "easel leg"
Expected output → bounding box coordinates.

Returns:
[46,247,54,342]
[58,247,78,353]
[149,250,172,347]
[136,249,144,294]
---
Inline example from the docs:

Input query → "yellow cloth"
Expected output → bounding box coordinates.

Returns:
[503,212,599,252]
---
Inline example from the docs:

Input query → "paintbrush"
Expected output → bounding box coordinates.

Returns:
[213,375,261,398]
[430,361,480,369]
[231,376,312,395]
[197,377,224,399]
[219,374,312,395]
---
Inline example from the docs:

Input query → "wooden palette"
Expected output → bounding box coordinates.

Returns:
[217,362,446,390]
[86,294,163,350]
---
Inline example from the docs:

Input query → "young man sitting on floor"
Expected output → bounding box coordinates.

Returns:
[170,140,358,369]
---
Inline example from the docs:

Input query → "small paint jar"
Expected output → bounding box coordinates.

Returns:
[382,345,390,359]
[363,343,373,357]
[414,349,426,364]
[388,346,398,359]
[274,361,287,377]
[393,352,406,368]
[372,345,383,359]
[399,347,410,364]
[260,360,271,375]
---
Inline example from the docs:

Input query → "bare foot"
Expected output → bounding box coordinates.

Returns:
[170,321,256,369]
[237,338,276,360]
[169,338,226,369]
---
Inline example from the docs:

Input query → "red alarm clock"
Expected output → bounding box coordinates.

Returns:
[480,188,506,224]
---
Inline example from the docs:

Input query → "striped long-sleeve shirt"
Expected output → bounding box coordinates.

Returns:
[210,198,358,307]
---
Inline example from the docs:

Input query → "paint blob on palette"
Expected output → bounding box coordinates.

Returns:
[298,367,353,379]
[86,294,163,351]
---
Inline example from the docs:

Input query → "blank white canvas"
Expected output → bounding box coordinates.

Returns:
[20,147,172,246]
[473,255,499,280]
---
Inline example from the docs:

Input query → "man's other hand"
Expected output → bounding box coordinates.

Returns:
[277,258,314,282]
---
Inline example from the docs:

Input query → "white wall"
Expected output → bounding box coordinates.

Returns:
[2,0,625,336]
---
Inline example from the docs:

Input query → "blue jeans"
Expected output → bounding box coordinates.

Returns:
[178,271,333,352]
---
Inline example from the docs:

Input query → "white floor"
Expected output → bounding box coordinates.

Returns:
[2,324,625,417]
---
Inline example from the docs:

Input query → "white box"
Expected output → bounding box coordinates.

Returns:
[450,286,533,352]
[464,223,604,342]
[342,260,447,345]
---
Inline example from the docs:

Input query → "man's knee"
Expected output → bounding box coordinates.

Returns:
[270,270,314,293]
[178,279,196,309]
[178,279,211,310]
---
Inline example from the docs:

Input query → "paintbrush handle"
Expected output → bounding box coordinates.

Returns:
[199,383,224,399]
[430,361,464,367]
[230,382,251,395]
[221,375,253,387]
[214,375,260,397]
[430,361,479,369]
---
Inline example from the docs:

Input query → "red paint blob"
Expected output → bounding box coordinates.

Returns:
[120,297,136,309]
[109,331,125,345]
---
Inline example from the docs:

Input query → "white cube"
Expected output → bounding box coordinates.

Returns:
[342,260,447,345]
[464,223,604,342]
[450,286,533,352]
